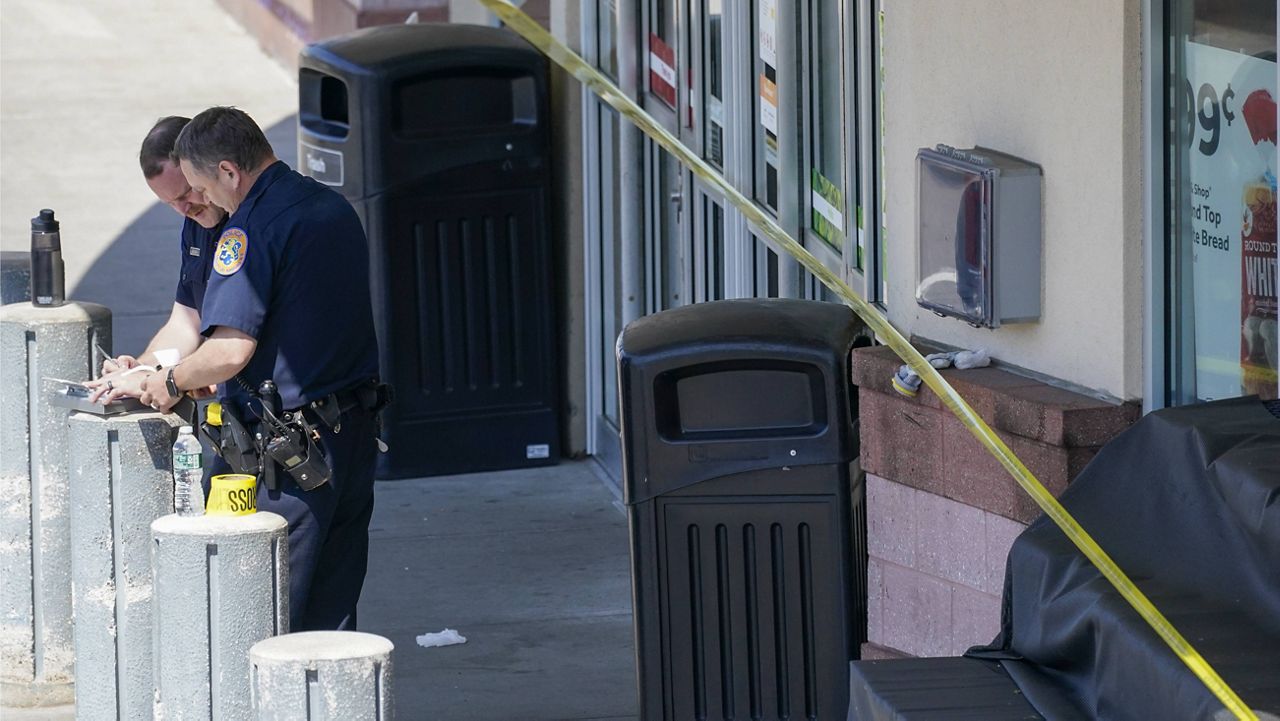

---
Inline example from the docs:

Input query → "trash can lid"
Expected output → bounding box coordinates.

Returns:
[308,23,538,73]
[619,299,864,504]
[619,298,859,360]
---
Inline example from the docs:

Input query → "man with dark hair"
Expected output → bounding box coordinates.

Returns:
[92,116,227,390]
[136,106,383,631]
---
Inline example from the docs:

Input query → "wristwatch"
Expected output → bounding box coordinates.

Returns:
[165,367,180,398]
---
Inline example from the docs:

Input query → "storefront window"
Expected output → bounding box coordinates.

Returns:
[647,0,677,110]
[702,0,725,168]
[598,0,617,79]
[808,0,847,255]
[753,0,780,211]
[1166,1,1277,403]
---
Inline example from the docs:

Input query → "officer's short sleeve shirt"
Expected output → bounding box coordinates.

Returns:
[200,161,379,410]
[174,217,222,312]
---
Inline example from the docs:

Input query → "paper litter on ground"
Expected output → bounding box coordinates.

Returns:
[416,628,467,648]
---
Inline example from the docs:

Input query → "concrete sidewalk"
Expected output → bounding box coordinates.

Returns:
[361,463,637,720]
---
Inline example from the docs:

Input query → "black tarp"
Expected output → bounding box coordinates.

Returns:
[969,397,1280,719]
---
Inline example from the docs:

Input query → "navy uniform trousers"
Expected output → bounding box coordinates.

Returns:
[208,404,378,631]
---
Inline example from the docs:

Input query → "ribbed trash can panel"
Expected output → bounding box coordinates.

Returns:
[0,301,111,707]
[251,631,394,721]
[69,410,181,721]
[152,512,289,721]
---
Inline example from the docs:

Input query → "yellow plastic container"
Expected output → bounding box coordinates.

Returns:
[205,474,257,516]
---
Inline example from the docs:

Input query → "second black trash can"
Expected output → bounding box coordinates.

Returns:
[298,24,560,479]
[618,298,868,721]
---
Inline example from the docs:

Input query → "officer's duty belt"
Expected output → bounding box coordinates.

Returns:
[301,379,393,432]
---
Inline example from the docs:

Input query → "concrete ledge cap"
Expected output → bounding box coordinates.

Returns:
[152,511,287,535]
[0,300,109,323]
[252,631,394,661]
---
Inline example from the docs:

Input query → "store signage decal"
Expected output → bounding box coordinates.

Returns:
[759,74,778,136]
[1184,40,1276,400]
[649,33,676,109]
[811,169,845,248]
[759,0,777,67]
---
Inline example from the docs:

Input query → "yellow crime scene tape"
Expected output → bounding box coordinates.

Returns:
[206,473,258,516]
[476,1,1259,717]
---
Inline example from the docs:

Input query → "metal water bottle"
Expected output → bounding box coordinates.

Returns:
[30,209,65,307]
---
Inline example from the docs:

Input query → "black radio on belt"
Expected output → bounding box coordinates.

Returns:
[256,380,331,491]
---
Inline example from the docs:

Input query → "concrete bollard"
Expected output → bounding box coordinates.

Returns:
[0,251,32,304]
[68,410,183,721]
[152,512,289,721]
[250,631,395,721]
[0,301,111,707]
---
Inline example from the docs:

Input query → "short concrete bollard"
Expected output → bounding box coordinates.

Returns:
[152,512,289,721]
[251,631,395,721]
[0,301,111,707]
[69,410,183,721]
[0,251,32,304]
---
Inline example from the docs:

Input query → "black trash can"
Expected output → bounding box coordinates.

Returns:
[298,24,560,478]
[618,298,868,721]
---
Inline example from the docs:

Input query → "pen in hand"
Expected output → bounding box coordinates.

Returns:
[93,341,113,376]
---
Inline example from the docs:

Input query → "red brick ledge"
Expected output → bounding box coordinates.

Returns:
[854,346,1139,524]
[853,346,1140,447]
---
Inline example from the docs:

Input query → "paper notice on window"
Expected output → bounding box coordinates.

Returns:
[759,0,777,67]
[759,74,778,136]
[649,33,677,108]
[708,96,724,128]
[811,169,845,248]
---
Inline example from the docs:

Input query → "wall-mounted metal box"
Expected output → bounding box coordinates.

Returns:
[916,145,1042,328]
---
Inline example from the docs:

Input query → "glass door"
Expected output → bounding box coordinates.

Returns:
[800,0,853,297]
[749,0,802,298]
[687,0,728,303]
[584,0,626,471]
[642,0,690,313]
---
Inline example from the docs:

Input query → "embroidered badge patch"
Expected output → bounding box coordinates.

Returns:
[213,227,247,276]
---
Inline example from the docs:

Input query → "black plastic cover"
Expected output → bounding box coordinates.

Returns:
[618,298,863,504]
[969,397,1280,719]
[847,658,1044,720]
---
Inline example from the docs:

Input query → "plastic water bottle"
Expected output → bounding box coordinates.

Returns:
[172,426,204,516]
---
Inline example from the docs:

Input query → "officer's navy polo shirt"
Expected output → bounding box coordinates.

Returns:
[174,216,223,312]
[200,160,379,411]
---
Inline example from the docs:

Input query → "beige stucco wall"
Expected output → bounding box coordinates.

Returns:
[882,0,1145,400]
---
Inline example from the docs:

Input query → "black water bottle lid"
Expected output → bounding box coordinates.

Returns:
[31,209,59,232]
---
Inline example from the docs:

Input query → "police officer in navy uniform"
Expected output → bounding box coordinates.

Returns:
[139,106,382,631]
[91,116,225,396]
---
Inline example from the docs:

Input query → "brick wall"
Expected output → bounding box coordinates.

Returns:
[853,346,1139,659]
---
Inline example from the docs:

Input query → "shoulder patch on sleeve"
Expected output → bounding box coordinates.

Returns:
[213,227,248,276]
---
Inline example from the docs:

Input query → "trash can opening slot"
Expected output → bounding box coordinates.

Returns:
[300,69,350,139]
[654,361,828,441]
[393,70,537,137]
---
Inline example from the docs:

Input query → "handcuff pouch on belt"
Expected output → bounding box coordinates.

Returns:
[172,396,266,483]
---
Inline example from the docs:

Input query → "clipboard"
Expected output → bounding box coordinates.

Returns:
[46,378,147,415]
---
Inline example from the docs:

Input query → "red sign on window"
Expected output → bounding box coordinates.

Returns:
[648,33,676,109]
